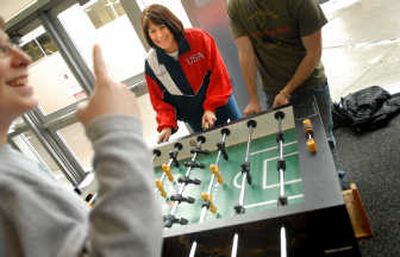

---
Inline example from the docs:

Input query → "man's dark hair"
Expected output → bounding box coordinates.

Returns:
[141,4,184,48]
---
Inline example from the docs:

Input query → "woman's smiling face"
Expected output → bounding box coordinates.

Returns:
[148,22,178,53]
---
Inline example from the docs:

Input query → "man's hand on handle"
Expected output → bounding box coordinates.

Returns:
[243,98,261,116]
[272,91,290,109]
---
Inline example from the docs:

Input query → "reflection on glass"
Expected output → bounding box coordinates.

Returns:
[58,2,147,82]
[11,131,71,187]
[21,41,45,62]
[20,26,59,62]
[37,33,58,55]
[19,25,87,115]
[85,0,125,28]
[8,117,26,134]
[57,123,94,172]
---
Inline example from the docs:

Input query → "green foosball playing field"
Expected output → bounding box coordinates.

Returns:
[156,127,303,227]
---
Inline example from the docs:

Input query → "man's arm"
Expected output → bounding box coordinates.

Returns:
[234,36,260,116]
[273,30,323,108]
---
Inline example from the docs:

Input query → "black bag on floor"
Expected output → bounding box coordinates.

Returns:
[332,86,400,132]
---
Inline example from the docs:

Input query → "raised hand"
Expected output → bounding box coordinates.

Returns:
[76,45,140,126]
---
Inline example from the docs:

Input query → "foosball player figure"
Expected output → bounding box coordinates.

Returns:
[201,192,217,214]
[161,142,183,182]
[163,214,188,228]
[209,164,224,185]
[155,179,167,198]
[302,118,317,153]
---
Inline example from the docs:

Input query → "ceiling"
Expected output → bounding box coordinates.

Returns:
[1,0,37,22]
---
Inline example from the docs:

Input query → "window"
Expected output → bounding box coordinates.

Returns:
[57,123,94,172]
[37,33,58,55]
[20,26,58,62]
[6,0,194,190]
[11,131,71,186]
[58,1,147,82]
[85,0,125,28]
[19,25,87,115]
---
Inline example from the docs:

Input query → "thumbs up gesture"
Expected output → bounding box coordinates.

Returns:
[76,45,140,126]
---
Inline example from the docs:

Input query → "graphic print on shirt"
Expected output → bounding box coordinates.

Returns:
[186,52,205,65]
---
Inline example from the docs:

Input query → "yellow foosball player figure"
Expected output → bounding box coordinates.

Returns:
[303,118,317,153]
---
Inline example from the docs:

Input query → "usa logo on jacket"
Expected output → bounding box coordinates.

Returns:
[186,52,205,65]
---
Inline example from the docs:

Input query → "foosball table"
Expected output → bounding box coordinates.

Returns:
[152,106,361,257]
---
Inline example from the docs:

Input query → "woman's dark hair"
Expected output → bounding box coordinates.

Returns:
[141,4,184,48]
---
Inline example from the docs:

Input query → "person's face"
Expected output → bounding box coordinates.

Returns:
[148,22,178,53]
[0,28,36,121]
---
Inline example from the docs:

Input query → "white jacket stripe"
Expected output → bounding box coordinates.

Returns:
[146,49,183,96]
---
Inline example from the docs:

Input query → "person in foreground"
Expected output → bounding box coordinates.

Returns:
[227,0,335,147]
[0,17,162,257]
[141,4,241,143]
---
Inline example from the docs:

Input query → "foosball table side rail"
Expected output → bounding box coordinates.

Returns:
[162,204,360,257]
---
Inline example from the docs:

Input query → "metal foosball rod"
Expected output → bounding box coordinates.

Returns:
[275,111,288,257]
[234,119,257,214]
[280,226,287,257]
[152,149,169,198]
[152,149,168,198]
[230,119,257,257]
[164,135,209,228]
[188,127,231,257]
[155,142,183,199]
[275,111,288,206]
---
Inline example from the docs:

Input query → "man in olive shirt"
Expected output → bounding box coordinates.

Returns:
[227,0,335,148]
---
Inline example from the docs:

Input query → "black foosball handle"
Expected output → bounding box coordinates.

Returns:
[234,204,246,214]
[278,196,288,206]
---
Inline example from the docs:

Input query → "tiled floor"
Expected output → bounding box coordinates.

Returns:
[322,0,400,100]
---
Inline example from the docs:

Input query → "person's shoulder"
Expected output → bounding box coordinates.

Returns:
[185,28,208,37]
[185,28,213,42]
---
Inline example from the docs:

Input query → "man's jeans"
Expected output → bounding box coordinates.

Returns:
[264,81,336,150]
